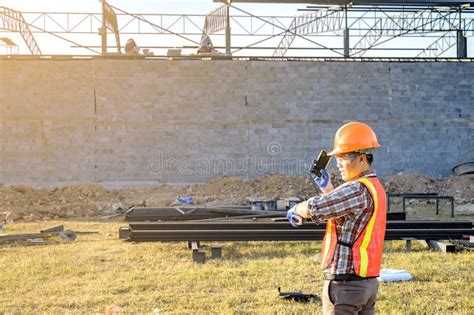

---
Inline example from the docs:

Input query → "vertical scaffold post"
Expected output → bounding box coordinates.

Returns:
[101,0,107,55]
[344,5,350,58]
[226,1,231,55]
[457,8,467,58]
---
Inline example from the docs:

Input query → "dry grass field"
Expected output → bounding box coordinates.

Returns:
[0,218,473,314]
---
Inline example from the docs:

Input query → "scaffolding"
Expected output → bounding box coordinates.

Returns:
[0,37,18,55]
[0,6,41,55]
[0,1,473,58]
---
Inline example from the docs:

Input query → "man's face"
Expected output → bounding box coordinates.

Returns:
[335,153,362,181]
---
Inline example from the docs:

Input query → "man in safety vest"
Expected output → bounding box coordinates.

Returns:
[287,121,386,315]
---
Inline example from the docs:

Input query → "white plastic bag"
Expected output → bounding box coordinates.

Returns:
[378,268,413,282]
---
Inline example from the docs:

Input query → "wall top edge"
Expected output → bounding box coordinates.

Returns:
[1,55,473,63]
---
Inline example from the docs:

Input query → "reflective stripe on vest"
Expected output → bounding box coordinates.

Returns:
[320,176,386,277]
[357,178,380,277]
[320,219,334,269]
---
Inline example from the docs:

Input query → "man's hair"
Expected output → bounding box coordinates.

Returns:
[365,153,373,166]
[354,149,374,166]
[346,151,374,166]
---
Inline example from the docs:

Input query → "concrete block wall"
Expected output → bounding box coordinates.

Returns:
[0,58,472,187]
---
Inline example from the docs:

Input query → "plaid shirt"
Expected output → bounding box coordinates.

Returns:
[307,169,377,275]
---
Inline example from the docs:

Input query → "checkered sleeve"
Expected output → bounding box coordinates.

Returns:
[307,181,370,221]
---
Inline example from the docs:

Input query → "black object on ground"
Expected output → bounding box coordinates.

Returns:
[278,287,320,303]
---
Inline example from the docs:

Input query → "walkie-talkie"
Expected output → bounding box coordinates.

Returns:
[310,150,332,178]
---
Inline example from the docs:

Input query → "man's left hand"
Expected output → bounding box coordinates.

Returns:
[286,206,304,228]
[293,201,311,219]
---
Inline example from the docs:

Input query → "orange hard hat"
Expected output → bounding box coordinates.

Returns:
[327,122,380,156]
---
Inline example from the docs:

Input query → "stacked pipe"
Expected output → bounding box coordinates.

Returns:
[120,221,473,242]
[125,206,407,221]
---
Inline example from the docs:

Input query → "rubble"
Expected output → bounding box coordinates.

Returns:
[0,173,472,222]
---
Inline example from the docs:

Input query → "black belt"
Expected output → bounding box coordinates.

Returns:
[323,273,376,281]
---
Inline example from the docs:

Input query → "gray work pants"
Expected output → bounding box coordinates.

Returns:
[322,278,379,315]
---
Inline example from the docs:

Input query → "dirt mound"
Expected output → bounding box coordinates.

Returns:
[0,173,473,223]
[184,170,345,206]
[0,184,116,223]
[118,185,183,208]
[381,173,438,194]
[185,173,321,206]
[437,175,474,204]
[381,173,474,204]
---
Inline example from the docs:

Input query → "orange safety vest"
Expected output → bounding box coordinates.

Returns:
[320,176,387,277]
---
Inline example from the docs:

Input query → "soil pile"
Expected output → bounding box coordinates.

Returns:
[0,173,472,223]
[184,174,316,206]
[382,173,474,204]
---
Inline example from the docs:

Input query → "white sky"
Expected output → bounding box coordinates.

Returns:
[0,0,298,16]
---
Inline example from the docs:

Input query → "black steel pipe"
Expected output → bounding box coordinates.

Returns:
[126,208,407,222]
[128,220,473,231]
[127,228,473,242]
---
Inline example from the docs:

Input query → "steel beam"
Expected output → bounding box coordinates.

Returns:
[216,1,474,4]
[128,220,473,231]
[127,228,474,242]
[123,220,473,243]
[101,1,107,55]
[125,206,408,222]
[457,28,467,57]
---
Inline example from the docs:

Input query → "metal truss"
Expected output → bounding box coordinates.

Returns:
[17,9,469,38]
[17,11,293,37]
[107,4,202,48]
[228,4,345,56]
[273,7,346,56]
[417,18,474,57]
[204,4,228,35]
[0,37,18,54]
[0,6,41,55]
[0,3,473,57]
[351,7,464,57]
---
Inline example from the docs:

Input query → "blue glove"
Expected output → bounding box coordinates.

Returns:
[310,168,330,189]
[286,207,303,228]
[177,196,193,204]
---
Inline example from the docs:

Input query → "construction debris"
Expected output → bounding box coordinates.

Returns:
[426,240,456,253]
[0,224,77,246]
[450,236,474,251]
